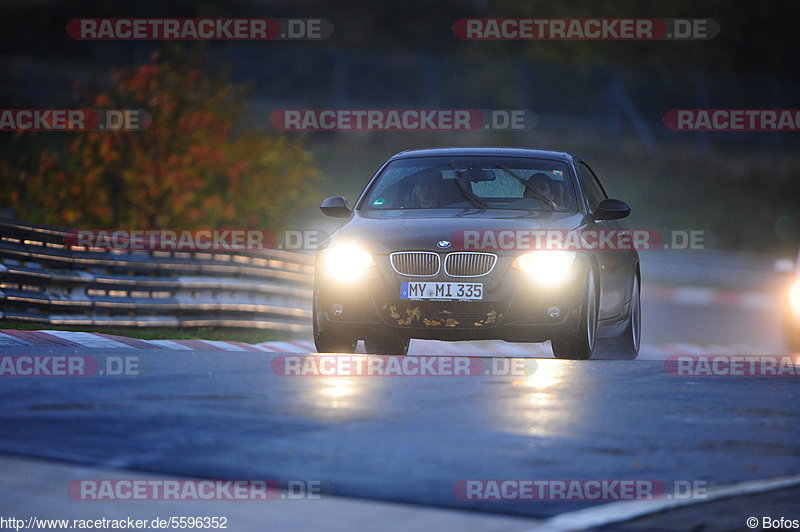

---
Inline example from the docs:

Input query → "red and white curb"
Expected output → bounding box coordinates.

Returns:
[0,330,315,353]
[0,330,772,359]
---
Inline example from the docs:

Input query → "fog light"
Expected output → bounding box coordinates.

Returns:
[547,306,561,319]
[331,304,344,317]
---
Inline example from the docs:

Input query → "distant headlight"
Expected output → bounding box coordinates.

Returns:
[790,279,800,314]
[321,242,374,283]
[514,250,577,286]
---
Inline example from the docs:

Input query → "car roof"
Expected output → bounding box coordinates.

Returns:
[388,146,576,163]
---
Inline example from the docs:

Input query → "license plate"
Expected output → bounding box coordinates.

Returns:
[400,282,483,301]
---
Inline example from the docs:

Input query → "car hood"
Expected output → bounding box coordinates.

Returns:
[325,210,586,254]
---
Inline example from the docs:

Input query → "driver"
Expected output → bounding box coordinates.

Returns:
[525,173,559,209]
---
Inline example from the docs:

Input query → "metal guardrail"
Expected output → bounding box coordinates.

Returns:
[0,220,314,332]
[0,219,781,333]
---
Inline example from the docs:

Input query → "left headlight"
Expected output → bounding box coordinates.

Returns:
[790,278,800,314]
[321,242,374,283]
[514,250,577,286]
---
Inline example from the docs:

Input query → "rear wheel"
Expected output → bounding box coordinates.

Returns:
[365,334,410,355]
[551,267,598,360]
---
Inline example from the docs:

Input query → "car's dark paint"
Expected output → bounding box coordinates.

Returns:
[314,147,640,357]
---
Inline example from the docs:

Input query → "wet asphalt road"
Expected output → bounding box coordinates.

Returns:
[1,251,798,523]
[0,342,797,519]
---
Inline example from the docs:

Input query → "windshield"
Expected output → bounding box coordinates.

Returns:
[359,156,578,214]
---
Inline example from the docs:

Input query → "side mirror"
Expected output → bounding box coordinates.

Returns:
[320,196,351,218]
[592,198,630,221]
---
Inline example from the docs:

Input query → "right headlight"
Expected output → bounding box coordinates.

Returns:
[513,250,577,286]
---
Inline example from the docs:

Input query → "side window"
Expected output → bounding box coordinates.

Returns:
[577,162,607,212]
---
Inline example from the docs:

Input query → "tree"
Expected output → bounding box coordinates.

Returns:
[0,49,318,230]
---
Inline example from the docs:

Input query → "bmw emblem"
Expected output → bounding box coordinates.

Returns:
[437,240,451,249]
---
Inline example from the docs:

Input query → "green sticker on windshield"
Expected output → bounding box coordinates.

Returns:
[552,170,563,176]
[372,198,386,206]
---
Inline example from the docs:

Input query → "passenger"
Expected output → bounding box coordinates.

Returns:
[409,170,453,208]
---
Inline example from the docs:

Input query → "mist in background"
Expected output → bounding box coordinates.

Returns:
[1,0,798,252]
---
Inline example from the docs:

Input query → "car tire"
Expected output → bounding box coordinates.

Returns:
[313,298,357,353]
[784,320,800,353]
[364,335,410,355]
[606,274,641,360]
[314,329,358,353]
[551,267,598,360]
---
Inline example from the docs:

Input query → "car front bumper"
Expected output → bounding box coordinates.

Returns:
[314,253,589,342]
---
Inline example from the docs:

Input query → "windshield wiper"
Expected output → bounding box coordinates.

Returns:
[495,163,555,212]
[450,163,488,210]
[454,207,486,217]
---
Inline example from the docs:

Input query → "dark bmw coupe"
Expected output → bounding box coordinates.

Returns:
[313,147,640,359]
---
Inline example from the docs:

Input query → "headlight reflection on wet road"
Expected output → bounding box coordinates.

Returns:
[502,360,577,438]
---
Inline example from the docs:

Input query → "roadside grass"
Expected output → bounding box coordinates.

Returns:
[0,320,306,343]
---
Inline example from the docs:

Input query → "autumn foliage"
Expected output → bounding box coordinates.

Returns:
[0,51,318,229]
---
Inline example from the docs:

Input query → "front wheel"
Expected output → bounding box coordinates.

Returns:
[606,274,641,359]
[313,297,357,353]
[364,334,410,355]
[784,319,800,353]
[551,267,598,360]
[314,329,358,353]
